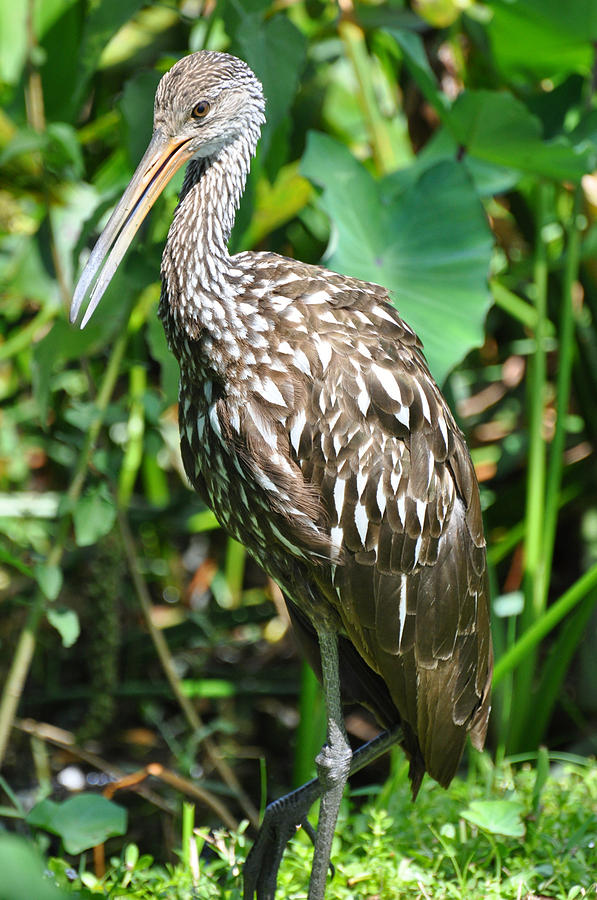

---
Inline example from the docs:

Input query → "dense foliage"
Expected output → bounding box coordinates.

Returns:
[1,0,596,896]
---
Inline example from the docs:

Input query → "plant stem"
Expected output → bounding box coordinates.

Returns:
[0,329,129,767]
[508,181,550,752]
[541,186,582,596]
[339,19,399,174]
[493,560,597,685]
[116,509,259,828]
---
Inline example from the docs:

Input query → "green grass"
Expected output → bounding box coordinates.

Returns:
[4,753,596,900]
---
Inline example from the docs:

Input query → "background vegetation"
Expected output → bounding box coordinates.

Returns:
[0,0,596,896]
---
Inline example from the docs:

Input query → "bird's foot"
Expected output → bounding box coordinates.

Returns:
[243,777,321,900]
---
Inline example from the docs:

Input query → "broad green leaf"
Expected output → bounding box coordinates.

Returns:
[46,607,80,647]
[486,0,596,84]
[73,483,116,546]
[0,834,68,900]
[449,90,596,181]
[418,128,520,197]
[231,13,307,162]
[301,132,493,384]
[75,0,147,112]
[35,0,82,122]
[461,799,526,837]
[120,70,161,167]
[27,794,127,854]
[35,563,63,600]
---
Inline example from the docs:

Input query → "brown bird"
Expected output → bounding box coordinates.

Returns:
[71,51,492,900]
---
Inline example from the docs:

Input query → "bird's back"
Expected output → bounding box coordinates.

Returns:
[169,251,492,792]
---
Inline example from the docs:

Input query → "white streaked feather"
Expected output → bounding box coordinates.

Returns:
[355,502,368,546]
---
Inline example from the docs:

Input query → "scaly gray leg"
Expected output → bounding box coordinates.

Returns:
[242,621,403,899]
[307,627,352,899]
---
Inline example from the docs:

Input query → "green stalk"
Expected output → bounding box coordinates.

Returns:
[490,279,555,335]
[508,182,550,752]
[526,590,596,748]
[493,560,597,685]
[541,187,582,597]
[224,537,246,608]
[0,328,129,767]
[0,306,57,362]
[118,360,146,508]
[293,662,325,788]
[339,20,399,175]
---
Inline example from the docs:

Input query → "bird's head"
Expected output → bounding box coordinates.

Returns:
[70,51,265,328]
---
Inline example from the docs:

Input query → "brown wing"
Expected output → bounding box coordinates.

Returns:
[271,269,492,791]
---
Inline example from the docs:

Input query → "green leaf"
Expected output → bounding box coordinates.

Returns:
[486,0,596,84]
[449,90,596,181]
[0,834,69,900]
[146,314,179,405]
[389,29,450,122]
[231,13,307,162]
[73,483,116,547]
[35,563,63,600]
[35,0,83,122]
[46,607,80,648]
[461,800,526,837]
[26,794,127,854]
[75,0,147,112]
[119,70,161,167]
[0,0,27,85]
[301,132,493,384]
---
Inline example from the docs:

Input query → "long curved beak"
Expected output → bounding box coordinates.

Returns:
[70,130,195,328]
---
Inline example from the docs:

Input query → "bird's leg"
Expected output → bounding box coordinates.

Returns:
[242,725,403,899]
[307,627,352,899]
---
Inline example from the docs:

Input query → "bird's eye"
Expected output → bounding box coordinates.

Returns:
[191,101,210,120]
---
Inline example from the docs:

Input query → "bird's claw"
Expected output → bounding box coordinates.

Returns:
[243,780,321,899]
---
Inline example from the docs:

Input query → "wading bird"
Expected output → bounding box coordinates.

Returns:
[71,51,492,900]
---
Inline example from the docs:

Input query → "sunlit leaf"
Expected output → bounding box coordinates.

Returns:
[35,563,63,600]
[461,800,526,837]
[486,0,596,83]
[46,607,80,647]
[73,483,117,547]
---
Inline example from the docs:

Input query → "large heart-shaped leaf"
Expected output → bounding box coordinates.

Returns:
[301,132,493,384]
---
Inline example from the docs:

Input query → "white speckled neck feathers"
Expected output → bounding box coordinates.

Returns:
[159,130,259,356]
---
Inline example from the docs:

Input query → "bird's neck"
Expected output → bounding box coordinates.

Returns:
[162,133,254,301]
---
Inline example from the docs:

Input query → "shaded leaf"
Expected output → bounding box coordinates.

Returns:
[301,132,493,384]
[27,794,127,854]
[450,90,596,181]
[120,70,161,167]
[231,13,307,162]
[0,834,68,900]
[75,0,147,114]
